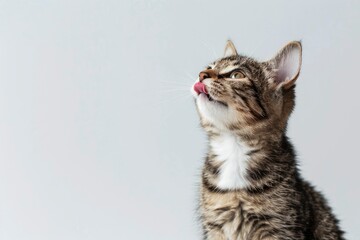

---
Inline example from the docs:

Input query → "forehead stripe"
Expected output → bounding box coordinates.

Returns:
[219,66,239,75]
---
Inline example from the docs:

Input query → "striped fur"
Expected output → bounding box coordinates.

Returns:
[192,41,344,240]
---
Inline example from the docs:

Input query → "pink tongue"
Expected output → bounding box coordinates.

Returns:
[194,82,208,95]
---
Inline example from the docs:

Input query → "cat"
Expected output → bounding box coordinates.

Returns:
[191,40,345,240]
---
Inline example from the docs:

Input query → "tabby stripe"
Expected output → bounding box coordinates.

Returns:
[247,168,270,181]
[248,78,268,119]
[214,206,231,212]
[205,222,223,230]
[202,175,229,193]
[233,85,267,120]
[246,148,261,156]
[246,174,286,195]
[242,96,265,120]
[232,87,249,100]
[241,65,253,75]
[204,161,219,176]
[232,88,250,109]
[233,88,252,114]
[248,222,271,239]
[212,81,226,91]
[247,159,281,181]
[235,207,245,236]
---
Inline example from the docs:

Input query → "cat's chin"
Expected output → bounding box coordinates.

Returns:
[197,93,228,107]
[196,93,235,129]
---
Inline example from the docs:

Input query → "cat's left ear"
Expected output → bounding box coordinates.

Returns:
[267,41,302,90]
[224,40,238,57]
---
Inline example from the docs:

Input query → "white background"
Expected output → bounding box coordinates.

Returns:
[0,1,359,239]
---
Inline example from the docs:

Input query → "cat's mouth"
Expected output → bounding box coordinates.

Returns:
[194,82,228,107]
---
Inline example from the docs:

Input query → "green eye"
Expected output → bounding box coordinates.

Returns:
[230,71,245,79]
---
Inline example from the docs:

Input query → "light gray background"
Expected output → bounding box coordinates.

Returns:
[0,1,359,239]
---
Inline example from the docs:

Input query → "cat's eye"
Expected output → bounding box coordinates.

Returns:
[230,71,245,79]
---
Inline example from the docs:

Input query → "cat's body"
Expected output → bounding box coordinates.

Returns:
[192,41,344,240]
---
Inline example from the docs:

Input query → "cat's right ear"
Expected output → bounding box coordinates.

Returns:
[224,40,238,57]
[267,41,302,90]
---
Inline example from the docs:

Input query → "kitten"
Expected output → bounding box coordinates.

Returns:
[191,40,344,240]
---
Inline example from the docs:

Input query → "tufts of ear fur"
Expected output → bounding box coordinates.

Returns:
[224,40,238,57]
[268,41,302,90]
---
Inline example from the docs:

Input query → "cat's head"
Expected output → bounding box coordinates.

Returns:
[191,40,302,135]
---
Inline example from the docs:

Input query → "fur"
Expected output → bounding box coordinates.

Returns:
[191,41,344,240]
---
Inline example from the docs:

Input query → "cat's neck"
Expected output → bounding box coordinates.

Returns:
[207,126,284,150]
[208,132,252,189]
[205,130,294,191]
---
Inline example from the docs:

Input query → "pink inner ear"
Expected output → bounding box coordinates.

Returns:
[276,48,301,83]
[194,82,208,95]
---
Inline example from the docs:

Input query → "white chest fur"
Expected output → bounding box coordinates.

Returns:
[210,133,252,190]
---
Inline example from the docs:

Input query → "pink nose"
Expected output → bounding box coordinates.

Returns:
[194,82,208,95]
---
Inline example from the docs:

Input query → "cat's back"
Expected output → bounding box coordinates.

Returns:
[301,181,345,240]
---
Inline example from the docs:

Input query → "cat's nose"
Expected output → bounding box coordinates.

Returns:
[199,72,210,82]
[199,70,217,82]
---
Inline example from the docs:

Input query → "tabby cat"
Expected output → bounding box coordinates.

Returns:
[191,40,344,240]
